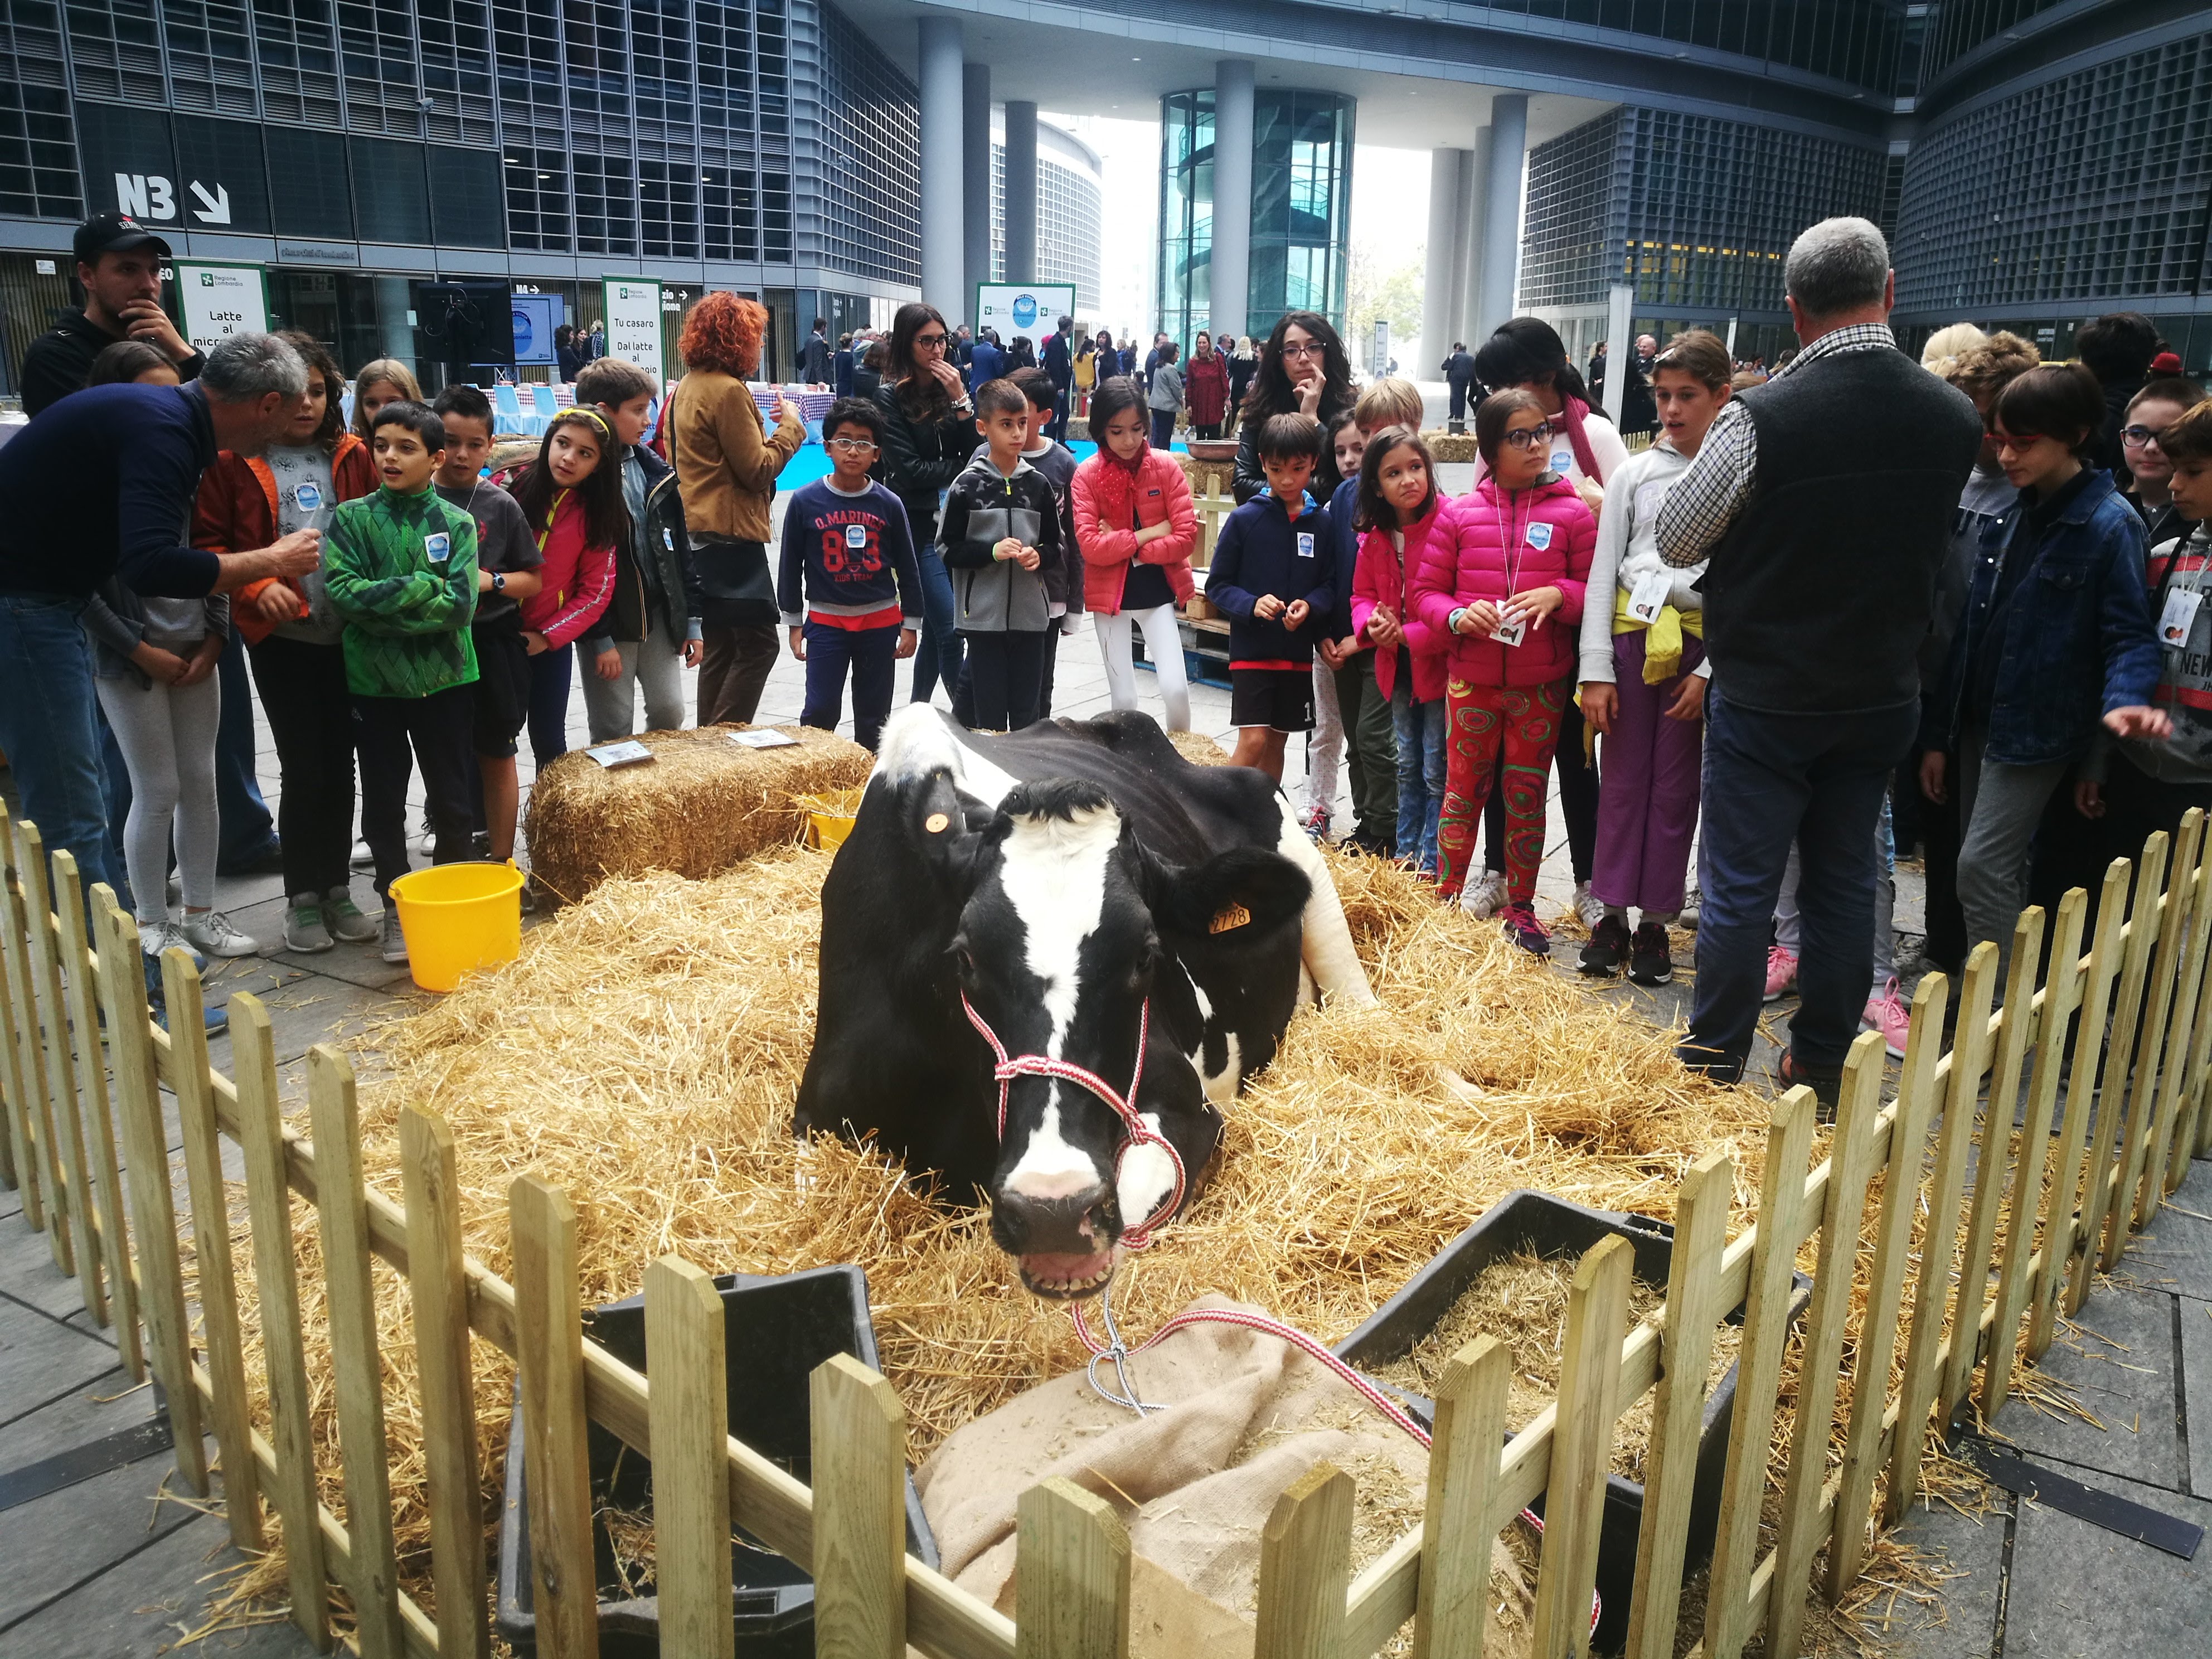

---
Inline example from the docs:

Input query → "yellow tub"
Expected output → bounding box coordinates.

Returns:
[798,787,867,851]
[389,861,525,992]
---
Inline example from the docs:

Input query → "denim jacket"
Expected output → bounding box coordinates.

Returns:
[1923,467,2158,768]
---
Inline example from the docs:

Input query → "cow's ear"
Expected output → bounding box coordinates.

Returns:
[1142,845,1311,939]
[906,770,992,889]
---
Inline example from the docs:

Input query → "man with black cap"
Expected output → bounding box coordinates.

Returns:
[18,212,203,415]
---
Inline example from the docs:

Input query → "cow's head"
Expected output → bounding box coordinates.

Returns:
[913,774,1308,1297]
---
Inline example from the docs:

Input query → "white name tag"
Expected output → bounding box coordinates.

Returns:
[1525,521,1553,551]
[2159,586,2201,648]
[729,728,800,749]
[586,740,653,768]
[845,523,868,549]
[292,481,322,512]
[1491,617,1527,647]
[1628,569,1672,625]
[424,531,451,564]
[1296,530,1316,560]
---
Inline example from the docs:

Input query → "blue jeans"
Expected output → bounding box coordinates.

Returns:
[1391,676,1447,876]
[801,620,900,750]
[909,540,964,706]
[527,642,574,770]
[0,594,122,908]
[1685,690,1919,1078]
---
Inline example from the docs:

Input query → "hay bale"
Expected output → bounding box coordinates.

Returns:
[523,724,871,903]
[1423,429,1477,463]
[1166,728,1233,767]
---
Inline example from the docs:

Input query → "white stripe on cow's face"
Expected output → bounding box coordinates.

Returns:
[1005,1104,1099,1200]
[875,704,1021,810]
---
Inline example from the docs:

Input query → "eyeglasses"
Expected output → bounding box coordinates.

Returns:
[1502,422,1557,450]
[2122,424,2165,448]
[1992,430,2049,453]
[827,437,880,455]
[1280,340,1327,359]
[914,332,948,349]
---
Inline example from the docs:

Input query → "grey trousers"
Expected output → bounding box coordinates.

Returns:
[1955,724,2070,978]
[581,634,689,743]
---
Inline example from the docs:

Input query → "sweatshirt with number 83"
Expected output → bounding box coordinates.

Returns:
[325,482,482,698]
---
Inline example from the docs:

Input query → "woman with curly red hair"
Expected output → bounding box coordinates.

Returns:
[669,292,806,723]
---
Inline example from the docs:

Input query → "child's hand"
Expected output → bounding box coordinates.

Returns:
[2105,705,2174,741]
[1663,676,1707,722]
[895,627,918,660]
[1503,586,1564,629]
[1254,593,1286,620]
[1365,606,1403,649]
[1316,637,1345,670]
[1454,600,1503,636]
[1016,544,1041,572]
[1580,683,1617,734]
[175,638,221,688]
[788,627,807,662]
[251,583,302,624]
[129,641,190,684]
[1283,599,1311,629]
[683,637,703,668]
[2075,779,2106,819]
[593,647,623,681]
[1919,750,1947,805]
[993,536,1023,562]
[522,629,550,657]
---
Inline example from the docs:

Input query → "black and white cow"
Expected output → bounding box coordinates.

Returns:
[795,705,1375,1298]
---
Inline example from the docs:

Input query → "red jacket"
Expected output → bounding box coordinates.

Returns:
[516,488,617,648]
[1183,350,1231,426]
[1353,498,1456,703]
[191,435,375,644]
[1411,475,1595,687]
[1071,449,1197,613]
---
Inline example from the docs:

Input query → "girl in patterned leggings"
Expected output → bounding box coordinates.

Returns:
[1411,390,1597,953]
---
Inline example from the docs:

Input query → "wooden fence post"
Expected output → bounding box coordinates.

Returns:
[2142,832,2212,1217]
[402,1105,491,1659]
[2106,814,2199,1268]
[0,802,33,1204]
[1415,1336,1508,1659]
[1255,1463,1354,1659]
[230,992,332,1651]
[18,821,99,1304]
[646,1254,734,1659]
[307,1047,404,1659]
[1017,1477,1130,1659]
[91,895,206,1492]
[1532,1235,1632,1659]
[1624,1150,1731,1659]
[2073,837,2166,1311]
[2164,854,2212,1188]
[811,1354,908,1659]
[511,1174,601,1659]
[162,945,265,1548]
[1829,976,1948,1594]
[2032,862,2131,1361]
[0,801,52,1239]
[1704,1086,1817,1659]
[50,851,142,1375]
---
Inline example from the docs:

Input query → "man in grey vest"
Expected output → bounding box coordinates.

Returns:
[1658,218,1985,1107]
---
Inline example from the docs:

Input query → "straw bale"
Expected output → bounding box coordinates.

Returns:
[1165,728,1233,767]
[522,723,871,903]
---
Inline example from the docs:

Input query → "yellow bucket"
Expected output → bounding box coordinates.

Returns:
[798,787,866,851]
[389,862,525,993]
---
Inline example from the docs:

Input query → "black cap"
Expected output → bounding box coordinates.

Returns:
[73,212,172,265]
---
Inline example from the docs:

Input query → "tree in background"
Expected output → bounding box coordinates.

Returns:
[1346,242,1424,376]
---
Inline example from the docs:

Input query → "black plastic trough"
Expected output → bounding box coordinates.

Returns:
[496,1263,939,1657]
[1332,1189,1810,1655]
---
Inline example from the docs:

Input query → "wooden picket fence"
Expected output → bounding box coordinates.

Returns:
[4,788,2212,1659]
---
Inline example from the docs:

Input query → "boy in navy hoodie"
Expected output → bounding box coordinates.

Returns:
[1207,411,1336,780]
[778,397,921,749]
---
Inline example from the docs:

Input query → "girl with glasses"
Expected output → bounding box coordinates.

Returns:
[2119,375,2206,549]
[874,301,982,710]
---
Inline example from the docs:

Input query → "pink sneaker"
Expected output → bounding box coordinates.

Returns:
[1862,976,1912,1060]
[1763,945,1799,1002]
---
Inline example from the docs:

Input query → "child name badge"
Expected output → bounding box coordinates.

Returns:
[845,523,869,549]
[1550,449,1575,477]
[1491,617,1528,647]
[586,740,653,768]
[424,531,452,564]
[2159,586,2201,647]
[729,728,800,749]
[1628,570,1672,625]
[1525,521,1554,551]
[1296,530,1316,560]
[292,481,322,513]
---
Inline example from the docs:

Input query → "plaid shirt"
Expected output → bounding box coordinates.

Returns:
[1656,322,1902,567]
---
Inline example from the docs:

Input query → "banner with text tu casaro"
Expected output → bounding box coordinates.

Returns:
[176,261,269,355]
[601,278,664,381]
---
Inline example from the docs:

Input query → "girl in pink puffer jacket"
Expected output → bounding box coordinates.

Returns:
[1409,389,1597,951]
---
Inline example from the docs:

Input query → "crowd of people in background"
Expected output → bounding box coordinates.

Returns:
[4,207,2209,1106]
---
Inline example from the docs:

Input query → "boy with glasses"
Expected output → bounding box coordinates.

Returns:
[779,397,921,749]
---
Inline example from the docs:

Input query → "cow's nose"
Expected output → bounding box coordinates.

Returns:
[991,1184,1114,1257]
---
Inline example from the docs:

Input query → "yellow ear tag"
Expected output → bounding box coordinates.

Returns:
[1209,901,1252,934]
[925,812,950,834]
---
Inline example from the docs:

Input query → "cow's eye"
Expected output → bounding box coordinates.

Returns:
[950,940,976,981]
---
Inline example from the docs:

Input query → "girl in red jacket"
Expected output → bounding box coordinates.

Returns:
[1411,390,1597,953]
[507,410,627,767]
[1073,378,1198,730]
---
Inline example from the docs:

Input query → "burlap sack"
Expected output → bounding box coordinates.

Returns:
[916,1295,1534,1656]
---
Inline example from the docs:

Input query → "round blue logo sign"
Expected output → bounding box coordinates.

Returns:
[1012,293,1039,330]
[511,308,535,356]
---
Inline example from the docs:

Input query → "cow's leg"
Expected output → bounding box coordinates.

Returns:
[1272,795,1377,1006]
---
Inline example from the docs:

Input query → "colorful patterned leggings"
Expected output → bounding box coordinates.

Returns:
[1435,677,1568,903]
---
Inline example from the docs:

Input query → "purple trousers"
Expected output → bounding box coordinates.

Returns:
[1592,629,1705,916]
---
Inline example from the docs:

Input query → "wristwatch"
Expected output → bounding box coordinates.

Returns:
[491,571,507,593]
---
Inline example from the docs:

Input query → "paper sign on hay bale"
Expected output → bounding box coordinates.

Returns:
[524,724,872,903]
[916,1294,1534,1658]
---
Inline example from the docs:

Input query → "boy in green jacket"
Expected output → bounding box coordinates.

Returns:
[326,401,481,962]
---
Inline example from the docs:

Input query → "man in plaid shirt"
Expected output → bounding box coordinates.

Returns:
[1656,219,1985,1110]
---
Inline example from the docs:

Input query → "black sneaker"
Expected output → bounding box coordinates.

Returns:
[1500,902,1551,957]
[1579,913,1630,976]
[1778,1051,1844,1123]
[1627,920,1673,986]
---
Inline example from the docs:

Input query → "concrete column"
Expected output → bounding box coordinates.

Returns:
[1423,148,1467,370]
[1210,59,1255,342]
[1474,94,1527,340]
[963,62,992,312]
[1457,125,1491,348]
[1002,100,1039,287]
[918,17,965,317]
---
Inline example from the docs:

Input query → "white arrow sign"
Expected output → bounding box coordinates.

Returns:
[189,181,231,225]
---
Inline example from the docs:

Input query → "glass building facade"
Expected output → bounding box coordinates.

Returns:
[0,0,923,392]
[1157,86,1352,349]
[990,122,1104,312]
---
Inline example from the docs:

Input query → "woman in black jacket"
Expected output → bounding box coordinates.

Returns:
[1231,312,1357,503]
[873,301,981,704]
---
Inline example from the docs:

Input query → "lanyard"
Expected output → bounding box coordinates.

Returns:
[1491,489,1527,598]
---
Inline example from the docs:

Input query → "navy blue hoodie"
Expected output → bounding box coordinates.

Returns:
[1206,490,1337,666]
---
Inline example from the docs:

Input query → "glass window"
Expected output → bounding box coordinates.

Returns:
[271,125,353,240]
[427,144,503,248]
[350,133,431,244]
[0,82,81,220]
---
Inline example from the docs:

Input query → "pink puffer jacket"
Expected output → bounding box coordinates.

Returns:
[1410,474,1595,687]
[1352,498,1455,703]
[1071,449,1198,613]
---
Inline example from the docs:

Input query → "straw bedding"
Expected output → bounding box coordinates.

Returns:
[521,723,872,903]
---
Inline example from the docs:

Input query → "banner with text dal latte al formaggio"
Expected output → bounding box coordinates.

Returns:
[973,283,1076,347]
[601,278,663,381]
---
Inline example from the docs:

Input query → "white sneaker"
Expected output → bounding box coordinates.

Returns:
[138,919,208,971]
[179,910,260,958]
[1571,881,1606,932]
[1462,869,1510,920]
[1679,880,1702,931]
